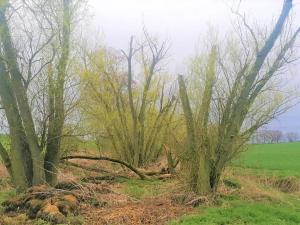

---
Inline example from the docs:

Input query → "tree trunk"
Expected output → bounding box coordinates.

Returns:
[0,4,45,186]
[0,59,32,191]
[178,75,211,194]
[45,0,71,186]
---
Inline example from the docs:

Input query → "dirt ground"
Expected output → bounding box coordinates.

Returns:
[82,197,191,225]
[0,159,194,225]
[70,160,193,225]
[1,159,300,225]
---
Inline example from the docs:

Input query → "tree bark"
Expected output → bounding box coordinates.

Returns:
[178,75,211,194]
[45,0,71,186]
[0,59,32,191]
[0,4,45,186]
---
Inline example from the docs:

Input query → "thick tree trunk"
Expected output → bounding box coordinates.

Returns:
[0,4,45,186]
[178,75,211,194]
[0,60,32,191]
[45,0,71,186]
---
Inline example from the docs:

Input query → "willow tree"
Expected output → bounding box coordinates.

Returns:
[179,0,299,194]
[0,0,77,190]
[80,32,177,166]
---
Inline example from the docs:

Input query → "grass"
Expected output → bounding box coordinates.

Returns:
[233,142,300,177]
[122,179,167,199]
[0,189,16,204]
[170,142,300,225]
[77,140,98,150]
[0,189,16,215]
[168,200,300,225]
[0,134,10,150]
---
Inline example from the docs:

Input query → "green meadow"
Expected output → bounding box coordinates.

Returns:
[234,142,300,177]
[170,142,300,225]
[169,200,300,225]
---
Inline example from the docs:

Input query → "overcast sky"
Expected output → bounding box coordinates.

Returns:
[87,0,300,133]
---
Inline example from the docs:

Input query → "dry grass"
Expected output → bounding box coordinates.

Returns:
[82,198,191,225]
[220,168,300,203]
[0,158,300,225]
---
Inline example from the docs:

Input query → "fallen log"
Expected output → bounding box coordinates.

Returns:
[61,155,146,180]
[64,161,111,174]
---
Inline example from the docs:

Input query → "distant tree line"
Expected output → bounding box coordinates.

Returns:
[252,130,299,144]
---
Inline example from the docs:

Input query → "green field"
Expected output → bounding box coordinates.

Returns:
[169,200,300,225]
[233,142,300,177]
[170,142,300,225]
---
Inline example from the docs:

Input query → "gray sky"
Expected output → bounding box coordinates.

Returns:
[88,0,300,133]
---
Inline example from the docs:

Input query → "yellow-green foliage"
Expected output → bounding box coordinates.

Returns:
[80,44,176,166]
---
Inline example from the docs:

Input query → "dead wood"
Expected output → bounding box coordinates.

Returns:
[1,185,79,224]
[61,155,147,180]
[64,161,111,174]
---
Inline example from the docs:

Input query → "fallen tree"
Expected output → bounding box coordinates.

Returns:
[61,155,147,180]
[61,154,177,180]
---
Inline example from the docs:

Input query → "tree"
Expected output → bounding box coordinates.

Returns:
[80,31,177,166]
[178,0,299,194]
[286,132,299,142]
[44,0,72,186]
[269,130,283,143]
[253,130,283,143]
[0,0,78,190]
